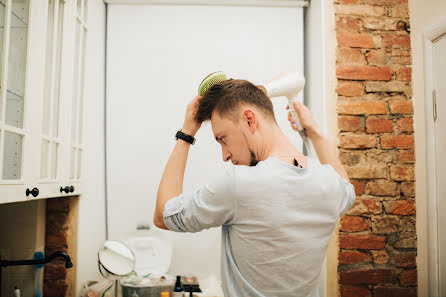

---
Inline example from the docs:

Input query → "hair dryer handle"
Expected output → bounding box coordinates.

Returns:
[288,97,303,131]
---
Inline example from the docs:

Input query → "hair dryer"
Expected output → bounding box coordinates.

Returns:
[261,70,306,138]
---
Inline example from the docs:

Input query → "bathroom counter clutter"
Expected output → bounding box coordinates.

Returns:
[120,274,223,297]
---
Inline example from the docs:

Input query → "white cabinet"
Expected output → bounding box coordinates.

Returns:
[0,0,88,203]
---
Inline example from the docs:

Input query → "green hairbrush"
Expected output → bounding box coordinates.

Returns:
[198,71,227,96]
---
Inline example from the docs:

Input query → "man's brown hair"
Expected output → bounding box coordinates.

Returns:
[195,79,276,123]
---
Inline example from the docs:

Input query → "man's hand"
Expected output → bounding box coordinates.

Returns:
[286,101,350,182]
[287,101,323,140]
[182,95,203,137]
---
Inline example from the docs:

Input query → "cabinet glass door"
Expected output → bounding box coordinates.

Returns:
[0,0,30,180]
[40,0,64,181]
[69,0,87,181]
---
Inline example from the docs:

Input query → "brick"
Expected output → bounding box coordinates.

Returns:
[339,250,369,264]
[336,0,359,3]
[393,252,416,268]
[384,200,416,215]
[337,16,361,32]
[346,163,388,179]
[337,47,366,64]
[362,0,399,4]
[401,182,415,197]
[366,117,393,133]
[401,217,416,232]
[363,18,397,31]
[46,212,69,231]
[351,179,366,195]
[337,81,365,96]
[340,269,398,285]
[389,99,413,114]
[400,270,417,286]
[391,164,415,181]
[335,4,385,17]
[392,55,412,64]
[337,65,392,81]
[396,67,412,81]
[392,49,411,57]
[396,20,409,31]
[43,262,68,280]
[382,34,411,48]
[365,50,387,65]
[340,234,385,249]
[367,180,399,196]
[341,286,371,297]
[347,197,382,215]
[46,231,68,248]
[367,149,393,163]
[365,81,412,97]
[396,117,413,132]
[337,32,375,48]
[392,49,411,64]
[340,151,365,166]
[371,250,390,264]
[396,150,415,163]
[373,286,417,297]
[339,115,363,132]
[43,280,68,297]
[47,198,70,212]
[340,134,377,148]
[391,4,409,18]
[394,232,417,248]
[340,216,368,232]
[372,35,383,48]
[381,134,414,149]
[371,216,401,234]
[337,100,387,115]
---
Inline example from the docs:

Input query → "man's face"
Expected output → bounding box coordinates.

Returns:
[211,111,258,166]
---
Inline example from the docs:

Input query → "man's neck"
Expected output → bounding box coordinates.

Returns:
[257,127,305,165]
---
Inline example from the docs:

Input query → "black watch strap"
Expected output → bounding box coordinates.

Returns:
[175,130,196,145]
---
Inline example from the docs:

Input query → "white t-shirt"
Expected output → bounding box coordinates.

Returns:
[163,156,356,297]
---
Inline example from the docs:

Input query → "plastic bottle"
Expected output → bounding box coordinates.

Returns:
[161,292,170,297]
[172,275,184,297]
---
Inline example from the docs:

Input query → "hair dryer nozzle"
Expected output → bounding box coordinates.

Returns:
[263,70,305,99]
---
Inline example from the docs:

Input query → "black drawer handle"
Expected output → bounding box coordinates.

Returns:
[26,188,39,197]
[60,186,70,193]
[60,186,75,194]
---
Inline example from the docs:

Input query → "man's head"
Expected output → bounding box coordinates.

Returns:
[195,79,278,166]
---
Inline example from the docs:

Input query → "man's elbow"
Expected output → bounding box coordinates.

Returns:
[153,215,168,230]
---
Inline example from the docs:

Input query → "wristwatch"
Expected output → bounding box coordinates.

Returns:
[175,130,196,145]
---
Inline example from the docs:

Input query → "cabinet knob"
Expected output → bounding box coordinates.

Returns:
[26,188,39,197]
[60,186,70,194]
[69,186,75,193]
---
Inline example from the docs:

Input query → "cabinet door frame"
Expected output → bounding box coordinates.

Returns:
[0,0,46,203]
[423,17,446,297]
[36,0,70,199]
[0,0,88,203]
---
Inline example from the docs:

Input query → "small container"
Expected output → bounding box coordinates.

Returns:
[172,275,184,297]
[161,292,170,297]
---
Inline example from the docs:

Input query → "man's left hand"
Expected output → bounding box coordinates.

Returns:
[182,95,203,137]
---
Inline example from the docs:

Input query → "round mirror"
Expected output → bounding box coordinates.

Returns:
[98,240,135,277]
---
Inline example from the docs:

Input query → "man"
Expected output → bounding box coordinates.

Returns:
[153,79,355,297]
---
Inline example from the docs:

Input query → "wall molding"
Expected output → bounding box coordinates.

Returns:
[104,0,310,7]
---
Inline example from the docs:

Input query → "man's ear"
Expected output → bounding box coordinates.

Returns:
[242,109,257,132]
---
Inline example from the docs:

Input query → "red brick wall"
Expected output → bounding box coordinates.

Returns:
[44,197,78,297]
[334,0,417,296]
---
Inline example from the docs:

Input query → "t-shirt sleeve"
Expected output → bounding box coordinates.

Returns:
[339,177,356,216]
[162,167,237,233]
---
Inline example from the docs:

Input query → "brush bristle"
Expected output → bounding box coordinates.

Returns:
[198,71,227,96]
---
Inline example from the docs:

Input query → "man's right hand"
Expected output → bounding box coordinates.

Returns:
[287,101,323,140]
